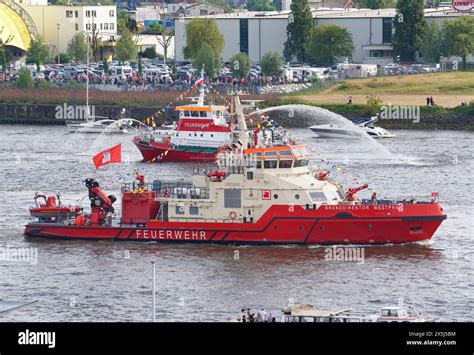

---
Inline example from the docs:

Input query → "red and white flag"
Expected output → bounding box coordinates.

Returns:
[92,144,121,170]
[192,77,204,89]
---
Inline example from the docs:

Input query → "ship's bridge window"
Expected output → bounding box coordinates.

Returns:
[175,205,185,215]
[264,160,277,169]
[191,111,200,117]
[279,150,292,156]
[279,160,293,169]
[264,151,278,158]
[294,158,309,167]
[184,111,191,117]
[199,111,207,117]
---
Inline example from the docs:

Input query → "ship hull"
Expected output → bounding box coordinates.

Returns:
[132,137,218,163]
[24,204,447,245]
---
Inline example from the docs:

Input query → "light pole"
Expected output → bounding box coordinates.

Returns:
[56,23,62,64]
[151,261,156,322]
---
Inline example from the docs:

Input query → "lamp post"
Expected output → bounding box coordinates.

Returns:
[56,23,63,64]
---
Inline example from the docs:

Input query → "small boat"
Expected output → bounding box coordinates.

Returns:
[280,303,426,323]
[310,117,396,139]
[133,72,233,163]
[67,119,133,134]
[29,193,82,222]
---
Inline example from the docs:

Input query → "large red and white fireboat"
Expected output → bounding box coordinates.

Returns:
[24,95,446,244]
[132,76,232,163]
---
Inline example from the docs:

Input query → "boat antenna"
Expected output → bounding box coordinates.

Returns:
[197,66,205,106]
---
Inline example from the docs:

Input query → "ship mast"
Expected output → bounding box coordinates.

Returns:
[197,67,205,106]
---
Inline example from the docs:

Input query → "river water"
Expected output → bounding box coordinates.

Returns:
[0,125,472,322]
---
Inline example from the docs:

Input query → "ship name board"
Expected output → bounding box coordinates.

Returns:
[324,205,402,211]
[136,229,207,240]
[183,122,208,128]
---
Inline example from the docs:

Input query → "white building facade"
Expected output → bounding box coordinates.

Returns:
[174,8,469,65]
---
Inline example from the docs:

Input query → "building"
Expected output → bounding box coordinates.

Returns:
[24,2,117,60]
[174,7,469,65]
[170,2,225,17]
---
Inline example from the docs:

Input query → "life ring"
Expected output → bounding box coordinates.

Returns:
[229,211,237,220]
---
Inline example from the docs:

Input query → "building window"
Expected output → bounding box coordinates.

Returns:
[75,10,78,17]
[92,10,96,17]
[109,10,115,17]
[86,23,91,30]
[66,10,73,18]
[75,24,79,31]
[382,18,392,44]
[190,206,199,215]
[86,10,91,17]
[104,23,109,30]
[93,23,97,30]
[239,19,248,55]
[110,23,114,30]
[100,23,103,30]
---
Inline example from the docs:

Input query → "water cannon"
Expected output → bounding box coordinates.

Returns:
[346,183,369,201]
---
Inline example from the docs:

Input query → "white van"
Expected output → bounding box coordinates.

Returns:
[108,65,132,80]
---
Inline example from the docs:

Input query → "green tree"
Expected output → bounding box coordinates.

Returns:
[55,52,71,64]
[138,56,143,75]
[116,29,138,63]
[183,18,224,61]
[420,21,442,64]
[193,43,220,78]
[117,10,134,34]
[139,47,158,59]
[229,52,252,78]
[284,0,313,63]
[260,52,282,76]
[392,0,426,62]
[148,22,174,62]
[441,16,474,70]
[246,0,276,11]
[67,33,89,62]
[26,37,49,72]
[308,25,353,65]
[0,48,7,73]
[15,67,34,88]
[103,58,109,77]
[357,0,396,9]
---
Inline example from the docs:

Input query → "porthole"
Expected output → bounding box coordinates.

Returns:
[273,194,278,199]
[295,194,300,199]
[299,226,305,231]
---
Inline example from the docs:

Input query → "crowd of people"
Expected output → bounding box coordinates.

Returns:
[235,309,276,323]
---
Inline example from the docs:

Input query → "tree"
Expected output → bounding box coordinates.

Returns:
[246,0,276,11]
[357,0,396,9]
[117,10,136,33]
[183,18,224,61]
[0,49,7,73]
[441,16,474,70]
[55,53,71,64]
[15,67,34,88]
[229,52,252,78]
[26,37,49,72]
[392,0,426,62]
[420,21,442,64]
[148,22,174,62]
[308,25,353,65]
[260,52,282,76]
[103,58,109,77]
[283,0,313,63]
[67,33,89,62]
[139,47,158,59]
[193,43,220,78]
[116,29,138,63]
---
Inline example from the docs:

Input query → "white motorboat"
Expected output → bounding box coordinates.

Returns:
[310,117,396,139]
[67,119,133,134]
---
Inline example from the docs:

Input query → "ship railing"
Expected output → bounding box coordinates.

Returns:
[170,217,244,223]
[359,194,440,205]
[122,181,211,200]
